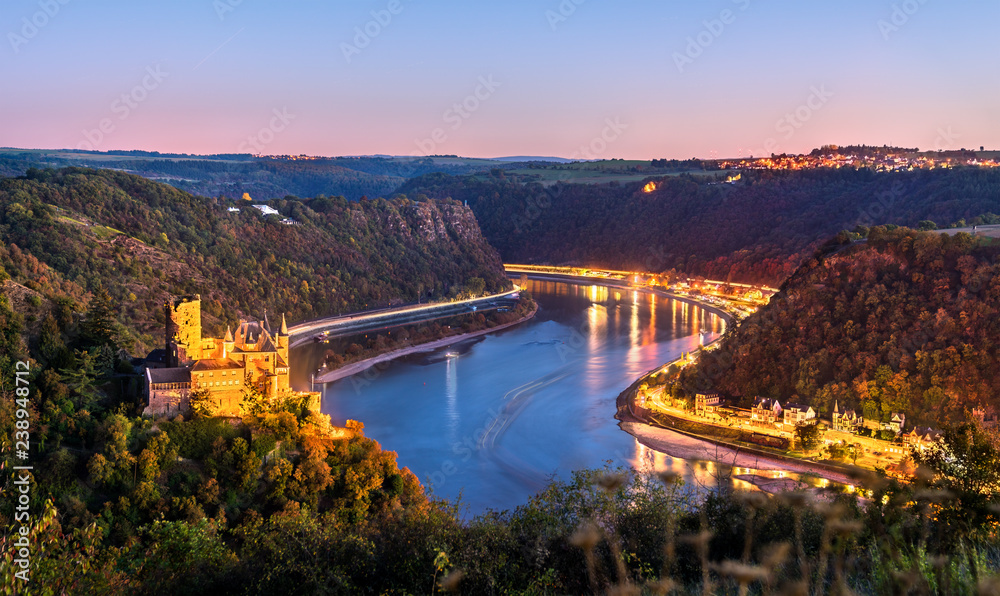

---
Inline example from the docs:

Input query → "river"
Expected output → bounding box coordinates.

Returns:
[291,279,807,514]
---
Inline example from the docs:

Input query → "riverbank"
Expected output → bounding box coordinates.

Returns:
[616,375,857,489]
[622,422,854,489]
[314,302,539,384]
[288,286,521,342]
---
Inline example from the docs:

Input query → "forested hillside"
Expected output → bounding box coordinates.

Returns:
[0,152,526,201]
[680,226,1000,426]
[0,167,508,353]
[400,167,1000,285]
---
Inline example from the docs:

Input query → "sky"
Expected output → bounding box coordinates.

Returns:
[2,0,998,159]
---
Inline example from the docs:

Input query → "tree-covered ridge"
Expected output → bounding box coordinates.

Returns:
[0,167,509,353]
[400,167,1000,285]
[682,227,1000,426]
[0,152,530,201]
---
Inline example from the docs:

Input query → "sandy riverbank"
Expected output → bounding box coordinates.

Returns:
[313,303,538,384]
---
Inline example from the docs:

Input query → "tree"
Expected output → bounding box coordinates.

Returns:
[240,370,266,416]
[38,313,66,364]
[79,288,121,349]
[913,421,1000,533]
[826,441,847,461]
[132,519,238,595]
[189,389,217,418]
[794,422,821,451]
[847,442,862,464]
[59,350,102,409]
[876,429,897,442]
[465,277,486,298]
[917,220,937,231]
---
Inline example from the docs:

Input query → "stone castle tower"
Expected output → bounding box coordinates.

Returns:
[166,294,203,367]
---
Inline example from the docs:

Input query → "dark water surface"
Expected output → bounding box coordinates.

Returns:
[294,279,738,513]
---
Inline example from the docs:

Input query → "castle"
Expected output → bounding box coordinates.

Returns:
[144,295,318,417]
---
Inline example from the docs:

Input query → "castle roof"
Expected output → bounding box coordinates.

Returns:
[192,359,244,371]
[234,320,276,351]
[224,325,233,343]
[147,367,191,384]
[257,334,277,353]
[280,313,288,336]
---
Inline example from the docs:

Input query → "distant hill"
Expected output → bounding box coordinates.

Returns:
[680,227,1000,426]
[489,156,577,163]
[0,167,508,353]
[0,150,532,201]
[399,167,1000,285]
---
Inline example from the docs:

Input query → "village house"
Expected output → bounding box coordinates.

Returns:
[694,393,722,417]
[902,426,942,450]
[831,400,861,433]
[751,397,782,426]
[783,403,816,427]
[882,412,906,434]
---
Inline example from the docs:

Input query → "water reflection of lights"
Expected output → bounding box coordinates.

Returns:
[649,293,656,336]
[626,437,855,496]
[445,357,458,440]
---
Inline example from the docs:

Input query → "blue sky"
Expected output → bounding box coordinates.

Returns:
[2,0,997,158]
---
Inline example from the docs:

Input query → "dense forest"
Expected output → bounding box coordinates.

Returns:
[399,167,1000,285]
[0,167,509,354]
[680,226,1000,426]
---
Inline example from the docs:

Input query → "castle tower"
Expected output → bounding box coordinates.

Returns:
[222,325,234,358]
[275,313,290,393]
[277,314,289,349]
[165,295,202,367]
